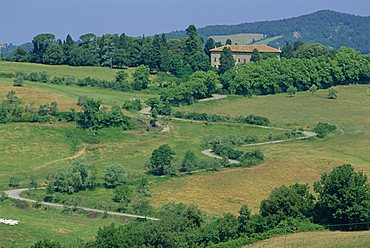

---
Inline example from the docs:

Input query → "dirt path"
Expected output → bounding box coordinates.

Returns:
[3,188,159,221]
[36,147,86,169]
[201,130,317,164]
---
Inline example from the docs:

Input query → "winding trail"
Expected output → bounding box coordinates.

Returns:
[201,131,317,164]
[3,188,159,221]
[139,95,318,164]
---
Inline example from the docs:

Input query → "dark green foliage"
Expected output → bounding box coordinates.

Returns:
[218,47,235,74]
[104,164,126,188]
[122,99,142,111]
[31,239,62,248]
[225,39,232,45]
[260,184,315,226]
[313,122,337,138]
[180,150,198,173]
[146,97,172,116]
[112,185,133,211]
[327,87,338,99]
[173,111,225,122]
[132,65,150,90]
[238,115,270,126]
[221,47,370,96]
[160,71,218,105]
[8,177,20,188]
[204,38,216,57]
[46,158,91,194]
[145,144,176,176]
[313,164,370,230]
[13,77,24,87]
[77,98,131,130]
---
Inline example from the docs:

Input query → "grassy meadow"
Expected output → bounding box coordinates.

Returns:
[209,33,264,45]
[0,61,132,81]
[150,85,370,214]
[0,199,123,248]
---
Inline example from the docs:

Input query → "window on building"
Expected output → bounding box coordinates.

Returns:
[214,57,217,62]
[244,59,247,63]
[238,58,241,63]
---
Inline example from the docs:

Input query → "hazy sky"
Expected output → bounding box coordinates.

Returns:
[1,0,370,44]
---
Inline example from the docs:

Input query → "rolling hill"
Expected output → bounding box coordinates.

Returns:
[166,10,370,53]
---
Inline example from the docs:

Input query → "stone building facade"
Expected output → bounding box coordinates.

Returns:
[210,45,281,68]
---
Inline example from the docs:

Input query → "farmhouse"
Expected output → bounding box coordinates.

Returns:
[210,45,281,68]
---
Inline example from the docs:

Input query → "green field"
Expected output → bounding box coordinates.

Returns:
[0,79,157,111]
[151,85,370,213]
[209,33,265,45]
[1,61,370,246]
[245,230,370,248]
[0,199,123,247]
[0,61,132,81]
[253,35,283,45]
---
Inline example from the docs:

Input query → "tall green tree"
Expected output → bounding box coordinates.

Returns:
[314,164,370,230]
[218,47,235,74]
[31,33,56,63]
[204,38,216,57]
[132,65,150,90]
[146,144,176,176]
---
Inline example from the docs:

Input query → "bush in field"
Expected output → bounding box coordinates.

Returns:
[180,150,198,173]
[237,115,270,126]
[122,99,142,111]
[287,86,297,97]
[309,84,318,94]
[112,185,133,211]
[8,177,20,188]
[13,77,24,87]
[104,164,126,188]
[327,87,337,99]
[313,122,337,138]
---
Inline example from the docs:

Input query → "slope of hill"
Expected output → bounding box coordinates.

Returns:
[166,10,370,53]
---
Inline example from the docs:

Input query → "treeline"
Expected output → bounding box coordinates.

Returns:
[10,25,211,78]
[32,164,369,248]
[221,46,370,96]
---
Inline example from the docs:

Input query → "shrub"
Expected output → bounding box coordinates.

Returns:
[13,77,24,87]
[104,164,126,188]
[238,115,270,126]
[313,122,337,138]
[122,99,142,111]
[8,176,20,188]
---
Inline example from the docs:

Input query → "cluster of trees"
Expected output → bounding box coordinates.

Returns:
[159,70,218,105]
[145,144,230,176]
[76,97,132,131]
[221,47,370,96]
[33,164,369,247]
[0,91,59,123]
[46,158,97,194]
[11,25,211,78]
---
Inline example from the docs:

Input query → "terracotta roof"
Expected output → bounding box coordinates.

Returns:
[210,45,281,53]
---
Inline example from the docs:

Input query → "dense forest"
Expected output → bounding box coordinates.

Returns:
[166,10,370,53]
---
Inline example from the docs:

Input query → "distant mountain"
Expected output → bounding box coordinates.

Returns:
[166,10,370,53]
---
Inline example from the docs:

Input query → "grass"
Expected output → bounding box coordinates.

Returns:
[245,230,370,248]
[0,61,134,81]
[0,199,123,248]
[0,79,157,110]
[210,33,264,45]
[0,118,284,190]
[149,85,370,214]
[253,35,283,45]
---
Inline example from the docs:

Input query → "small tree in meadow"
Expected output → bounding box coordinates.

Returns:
[287,86,297,97]
[309,84,318,94]
[9,177,20,188]
[13,78,24,87]
[327,87,337,99]
[104,164,126,188]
